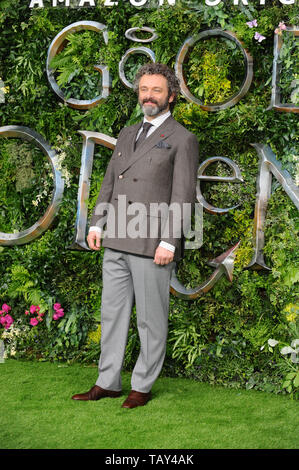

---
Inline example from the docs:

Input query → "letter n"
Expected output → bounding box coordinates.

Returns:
[245,143,299,270]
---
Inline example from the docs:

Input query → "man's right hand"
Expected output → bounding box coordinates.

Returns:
[87,231,101,251]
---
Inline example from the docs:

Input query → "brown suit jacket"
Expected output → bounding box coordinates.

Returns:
[90,115,199,261]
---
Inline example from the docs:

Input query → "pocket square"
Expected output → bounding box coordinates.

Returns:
[155,140,171,149]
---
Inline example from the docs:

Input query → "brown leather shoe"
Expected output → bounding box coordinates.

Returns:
[121,390,152,409]
[71,385,121,401]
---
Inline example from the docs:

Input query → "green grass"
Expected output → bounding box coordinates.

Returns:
[0,360,298,449]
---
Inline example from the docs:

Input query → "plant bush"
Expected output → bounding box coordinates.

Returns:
[0,0,298,397]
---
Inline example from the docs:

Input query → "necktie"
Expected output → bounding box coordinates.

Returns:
[134,122,153,150]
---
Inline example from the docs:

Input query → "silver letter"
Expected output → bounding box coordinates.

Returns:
[245,144,299,271]
[69,131,116,250]
[0,126,64,246]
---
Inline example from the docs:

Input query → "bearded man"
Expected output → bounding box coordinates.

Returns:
[72,63,199,408]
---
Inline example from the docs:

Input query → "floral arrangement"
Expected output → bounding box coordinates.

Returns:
[1,302,64,330]
[0,304,14,330]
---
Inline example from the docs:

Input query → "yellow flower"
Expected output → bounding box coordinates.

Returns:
[284,303,298,323]
[87,324,101,344]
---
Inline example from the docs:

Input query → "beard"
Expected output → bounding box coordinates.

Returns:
[140,96,170,117]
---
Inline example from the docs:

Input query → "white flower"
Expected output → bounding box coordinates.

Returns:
[281,339,299,364]
[268,339,279,347]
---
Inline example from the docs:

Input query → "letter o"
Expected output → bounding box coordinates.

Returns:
[125,27,158,43]
[0,126,64,246]
[175,29,253,112]
[46,21,111,110]
[119,47,155,89]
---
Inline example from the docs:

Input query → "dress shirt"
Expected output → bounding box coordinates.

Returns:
[90,110,175,254]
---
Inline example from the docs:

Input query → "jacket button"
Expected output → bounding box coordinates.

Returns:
[118,174,124,179]
[118,152,122,157]
[133,178,138,182]
[128,200,132,205]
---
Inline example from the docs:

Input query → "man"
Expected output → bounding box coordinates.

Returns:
[72,63,199,408]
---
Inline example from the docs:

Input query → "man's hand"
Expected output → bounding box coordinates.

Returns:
[87,231,101,251]
[154,246,174,265]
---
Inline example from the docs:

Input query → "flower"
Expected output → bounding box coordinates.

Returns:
[53,303,64,319]
[278,21,287,30]
[281,340,299,364]
[53,308,64,320]
[275,21,287,35]
[246,19,258,28]
[0,314,14,330]
[2,303,11,313]
[268,339,279,347]
[29,317,39,327]
[254,32,266,43]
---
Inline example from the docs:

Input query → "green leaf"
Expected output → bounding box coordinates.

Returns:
[293,373,299,388]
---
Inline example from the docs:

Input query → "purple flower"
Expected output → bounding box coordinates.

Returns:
[246,19,258,28]
[254,32,266,42]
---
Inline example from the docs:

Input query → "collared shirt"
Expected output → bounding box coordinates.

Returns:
[90,110,175,254]
[136,110,171,140]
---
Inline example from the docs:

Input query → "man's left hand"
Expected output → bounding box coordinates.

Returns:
[154,246,174,265]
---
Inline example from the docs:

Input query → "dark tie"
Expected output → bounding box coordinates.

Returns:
[134,122,153,150]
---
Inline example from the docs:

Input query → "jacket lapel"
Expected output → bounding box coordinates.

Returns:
[120,115,176,174]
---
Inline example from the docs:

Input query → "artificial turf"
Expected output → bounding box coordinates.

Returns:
[0,359,298,449]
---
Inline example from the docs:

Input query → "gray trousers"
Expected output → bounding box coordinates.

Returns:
[96,248,174,393]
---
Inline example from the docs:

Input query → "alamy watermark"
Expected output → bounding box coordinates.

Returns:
[92,195,203,249]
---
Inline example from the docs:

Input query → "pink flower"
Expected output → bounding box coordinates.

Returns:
[254,32,266,42]
[246,19,258,28]
[53,303,61,311]
[275,28,281,35]
[56,308,64,318]
[5,315,13,327]
[30,317,39,326]
[53,313,59,320]
[2,303,11,313]
[30,305,37,314]
[25,310,29,315]
[0,310,4,316]
[1,314,14,329]
[279,22,286,30]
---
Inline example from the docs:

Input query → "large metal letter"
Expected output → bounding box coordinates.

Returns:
[46,21,111,110]
[69,131,116,250]
[0,126,64,246]
[170,242,240,300]
[119,47,155,89]
[197,156,244,214]
[245,144,299,271]
[175,29,253,112]
[267,26,299,113]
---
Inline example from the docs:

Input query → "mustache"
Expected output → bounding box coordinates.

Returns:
[142,98,159,105]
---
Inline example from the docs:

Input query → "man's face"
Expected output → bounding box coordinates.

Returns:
[138,74,174,120]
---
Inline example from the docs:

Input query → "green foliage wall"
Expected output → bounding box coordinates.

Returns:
[0,0,298,396]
